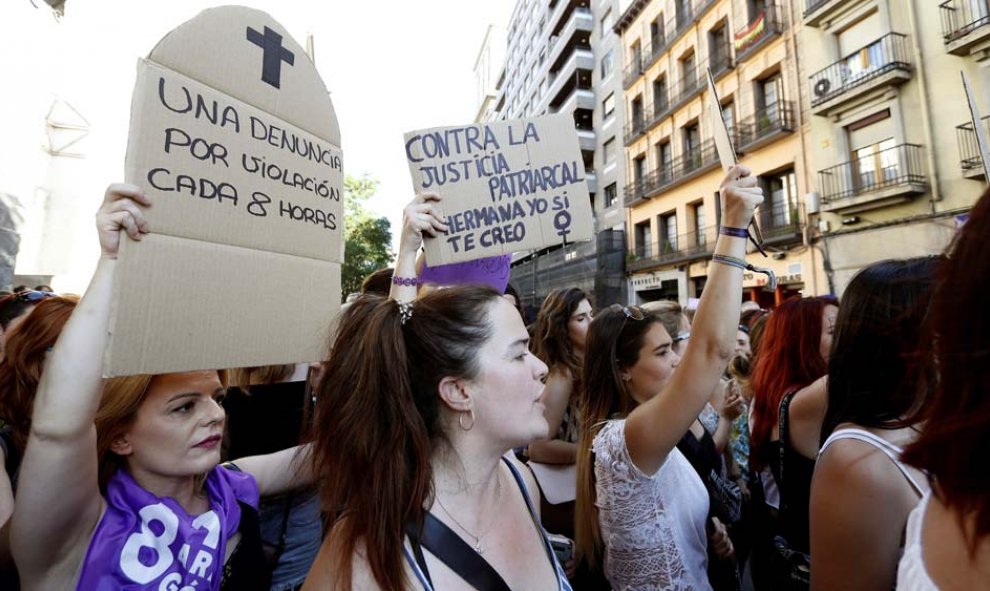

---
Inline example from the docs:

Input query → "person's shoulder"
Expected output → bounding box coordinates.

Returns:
[816,434,900,499]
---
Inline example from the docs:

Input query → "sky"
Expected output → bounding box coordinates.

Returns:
[0,0,513,289]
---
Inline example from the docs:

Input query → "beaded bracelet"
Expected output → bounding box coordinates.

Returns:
[719,226,750,238]
[711,254,779,291]
[391,275,421,287]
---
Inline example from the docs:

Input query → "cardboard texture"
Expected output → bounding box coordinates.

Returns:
[961,71,990,180]
[106,6,343,376]
[706,69,737,173]
[404,114,594,265]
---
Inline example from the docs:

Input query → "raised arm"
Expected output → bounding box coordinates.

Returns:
[389,193,447,303]
[11,184,150,576]
[233,443,313,497]
[625,166,761,475]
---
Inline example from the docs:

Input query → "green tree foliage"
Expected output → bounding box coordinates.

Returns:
[341,175,393,302]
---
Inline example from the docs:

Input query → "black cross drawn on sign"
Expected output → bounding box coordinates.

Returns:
[246,26,295,89]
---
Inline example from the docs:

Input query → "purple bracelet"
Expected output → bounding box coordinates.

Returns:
[719,226,750,238]
[392,275,421,287]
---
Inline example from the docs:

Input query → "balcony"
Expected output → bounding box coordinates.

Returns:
[548,7,593,70]
[577,129,596,152]
[955,116,990,178]
[629,226,718,271]
[819,143,928,214]
[624,53,644,89]
[809,33,912,117]
[758,198,802,245]
[940,0,990,56]
[735,4,783,62]
[804,0,852,28]
[624,111,648,145]
[547,53,594,110]
[624,138,722,206]
[669,68,705,113]
[736,101,795,152]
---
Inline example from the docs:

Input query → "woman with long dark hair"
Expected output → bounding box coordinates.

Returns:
[897,189,990,588]
[573,165,762,589]
[809,258,937,590]
[303,193,571,590]
[529,287,592,465]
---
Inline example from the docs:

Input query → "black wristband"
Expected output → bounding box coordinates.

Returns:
[719,226,749,238]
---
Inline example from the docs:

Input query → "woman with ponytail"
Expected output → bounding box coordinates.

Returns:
[304,193,572,590]
[574,166,763,590]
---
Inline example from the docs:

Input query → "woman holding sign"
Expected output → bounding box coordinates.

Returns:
[573,166,762,590]
[11,184,313,591]
[303,193,572,590]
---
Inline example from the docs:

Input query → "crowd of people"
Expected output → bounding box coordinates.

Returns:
[0,167,987,590]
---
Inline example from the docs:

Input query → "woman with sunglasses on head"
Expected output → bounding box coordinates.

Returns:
[11,184,314,591]
[303,193,572,591]
[573,165,762,590]
[0,290,55,361]
[809,258,937,591]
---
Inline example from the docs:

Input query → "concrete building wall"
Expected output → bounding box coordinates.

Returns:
[800,0,988,294]
[618,0,828,307]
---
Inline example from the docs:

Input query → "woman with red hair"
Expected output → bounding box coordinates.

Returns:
[748,295,837,587]
[0,294,78,581]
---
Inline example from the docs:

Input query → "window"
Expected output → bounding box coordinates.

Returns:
[762,169,798,230]
[677,0,694,29]
[604,183,617,208]
[683,122,700,156]
[680,51,697,92]
[660,213,678,253]
[651,16,665,51]
[633,154,647,188]
[603,137,615,163]
[692,201,707,246]
[758,74,782,120]
[601,8,614,37]
[854,138,898,189]
[631,95,644,128]
[630,41,642,69]
[635,220,652,257]
[653,74,669,114]
[748,0,769,20]
[655,140,672,183]
[709,23,729,72]
[601,48,614,78]
[603,93,615,118]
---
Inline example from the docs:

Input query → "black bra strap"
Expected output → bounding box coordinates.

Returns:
[405,511,512,591]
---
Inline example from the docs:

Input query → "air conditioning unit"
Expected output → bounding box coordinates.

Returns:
[804,191,820,215]
[813,78,831,98]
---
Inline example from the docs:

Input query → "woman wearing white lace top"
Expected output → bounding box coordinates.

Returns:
[574,166,763,590]
[895,188,990,589]
[810,258,937,590]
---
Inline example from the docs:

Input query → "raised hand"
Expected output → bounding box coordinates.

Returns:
[96,183,151,258]
[718,165,764,230]
[399,192,448,255]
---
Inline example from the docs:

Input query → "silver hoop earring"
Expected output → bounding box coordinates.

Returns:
[458,409,475,431]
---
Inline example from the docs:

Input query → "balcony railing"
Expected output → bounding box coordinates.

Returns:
[737,101,795,150]
[819,143,927,204]
[940,0,990,44]
[624,110,648,144]
[624,53,643,88]
[735,4,783,61]
[627,0,721,85]
[955,115,990,176]
[629,226,718,271]
[624,138,721,205]
[758,198,802,243]
[809,33,912,108]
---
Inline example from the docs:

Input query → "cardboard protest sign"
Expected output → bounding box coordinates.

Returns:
[106,6,343,376]
[419,254,512,292]
[961,71,990,180]
[404,114,594,264]
[706,68,737,174]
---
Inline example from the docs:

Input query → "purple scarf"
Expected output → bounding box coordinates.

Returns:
[76,466,259,590]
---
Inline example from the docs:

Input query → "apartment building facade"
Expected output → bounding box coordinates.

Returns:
[617,0,828,307]
[492,0,629,310]
[801,0,988,292]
